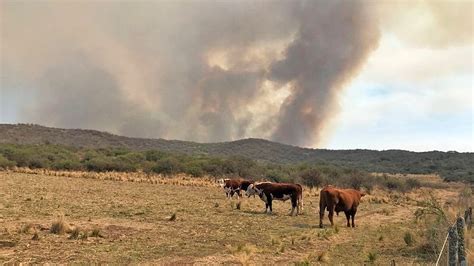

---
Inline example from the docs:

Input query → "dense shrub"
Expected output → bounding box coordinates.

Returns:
[52,159,82,171]
[151,157,183,175]
[300,168,325,188]
[0,154,15,169]
[85,156,137,172]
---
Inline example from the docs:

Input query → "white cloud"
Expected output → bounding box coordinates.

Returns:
[322,31,473,152]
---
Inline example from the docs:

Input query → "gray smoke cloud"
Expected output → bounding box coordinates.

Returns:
[1,0,379,147]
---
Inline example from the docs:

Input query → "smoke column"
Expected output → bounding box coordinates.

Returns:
[1,0,379,147]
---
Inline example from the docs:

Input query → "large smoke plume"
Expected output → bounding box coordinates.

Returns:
[1,0,379,147]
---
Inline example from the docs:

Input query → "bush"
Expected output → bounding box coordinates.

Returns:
[405,178,421,190]
[0,154,15,169]
[300,168,324,188]
[266,168,291,183]
[151,157,183,175]
[145,150,168,162]
[85,156,136,172]
[183,162,204,177]
[383,177,406,192]
[52,159,82,171]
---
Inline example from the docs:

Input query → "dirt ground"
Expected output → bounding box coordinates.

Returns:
[0,171,471,264]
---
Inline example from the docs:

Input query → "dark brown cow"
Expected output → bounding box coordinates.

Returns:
[319,186,365,228]
[246,182,303,216]
[218,178,254,199]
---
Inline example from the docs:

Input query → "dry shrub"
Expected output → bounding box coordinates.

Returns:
[367,251,377,263]
[279,245,285,253]
[80,230,88,240]
[90,228,102,238]
[31,232,40,241]
[19,223,34,234]
[232,243,259,265]
[168,213,177,221]
[68,227,80,240]
[50,217,68,235]
[379,208,391,216]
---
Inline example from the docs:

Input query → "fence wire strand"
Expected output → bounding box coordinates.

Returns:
[435,233,449,266]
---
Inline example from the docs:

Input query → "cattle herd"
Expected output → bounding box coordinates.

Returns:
[218,178,365,228]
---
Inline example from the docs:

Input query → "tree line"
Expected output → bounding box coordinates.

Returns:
[0,143,433,192]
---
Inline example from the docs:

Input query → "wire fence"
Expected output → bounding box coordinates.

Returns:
[435,207,471,266]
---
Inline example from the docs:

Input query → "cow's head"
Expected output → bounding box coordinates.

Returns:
[217,178,229,188]
[246,184,262,197]
[245,184,256,197]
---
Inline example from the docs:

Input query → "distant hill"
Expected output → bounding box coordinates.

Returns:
[1,124,473,182]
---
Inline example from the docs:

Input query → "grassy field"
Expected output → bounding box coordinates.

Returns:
[0,170,471,264]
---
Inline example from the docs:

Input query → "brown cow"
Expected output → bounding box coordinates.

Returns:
[218,178,254,199]
[319,186,365,228]
[246,182,303,216]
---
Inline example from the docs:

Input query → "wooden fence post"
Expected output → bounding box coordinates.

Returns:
[456,217,466,266]
[448,226,458,266]
[465,207,472,230]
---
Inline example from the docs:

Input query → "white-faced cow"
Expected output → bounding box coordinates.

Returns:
[246,182,303,216]
[218,178,254,199]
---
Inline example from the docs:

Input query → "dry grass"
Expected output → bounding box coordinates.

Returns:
[0,171,470,264]
[5,167,217,187]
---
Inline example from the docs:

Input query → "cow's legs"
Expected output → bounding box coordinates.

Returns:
[328,204,335,226]
[351,210,357,227]
[319,203,326,228]
[268,198,273,214]
[290,196,297,216]
[264,203,269,213]
[289,206,295,216]
[344,211,351,227]
[236,189,242,202]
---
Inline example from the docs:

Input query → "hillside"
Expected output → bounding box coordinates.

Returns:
[1,124,473,182]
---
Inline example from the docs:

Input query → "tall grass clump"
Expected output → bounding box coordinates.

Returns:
[414,193,448,258]
[50,217,69,235]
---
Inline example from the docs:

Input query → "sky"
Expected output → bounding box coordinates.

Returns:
[0,0,473,152]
